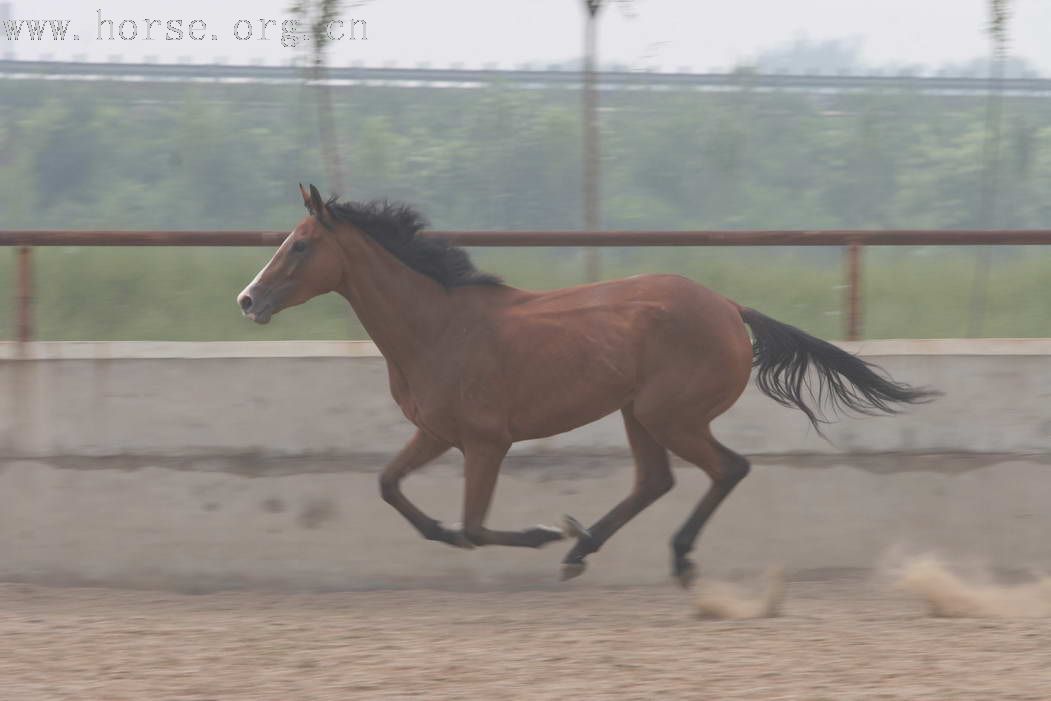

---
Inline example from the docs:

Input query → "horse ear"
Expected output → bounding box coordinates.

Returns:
[308,184,330,224]
[299,183,312,212]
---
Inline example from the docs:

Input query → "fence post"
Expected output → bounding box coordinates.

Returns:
[16,246,32,349]
[581,0,601,282]
[844,242,862,341]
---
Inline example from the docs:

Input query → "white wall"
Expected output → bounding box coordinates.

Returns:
[5,339,1051,458]
[2,340,1049,590]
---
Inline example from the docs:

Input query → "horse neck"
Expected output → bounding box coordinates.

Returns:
[333,230,453,371]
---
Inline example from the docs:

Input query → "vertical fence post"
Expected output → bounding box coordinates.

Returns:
[16,246,32,350]
[844,242,862,341]
[582,0,601,282]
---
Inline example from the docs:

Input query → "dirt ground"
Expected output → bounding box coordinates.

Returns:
[0,578,1047,700]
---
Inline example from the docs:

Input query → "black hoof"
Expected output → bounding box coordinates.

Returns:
[674,557,697,588]
[560,560,587,581]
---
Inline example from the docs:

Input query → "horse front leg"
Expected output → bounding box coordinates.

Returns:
[459,440,566,548]
[379,429,473,549]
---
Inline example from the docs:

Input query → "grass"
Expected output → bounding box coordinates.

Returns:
[1,246,1049,341]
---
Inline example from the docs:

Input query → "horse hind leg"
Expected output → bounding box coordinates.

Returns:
[642,423,751,588]
[560,405,675,580]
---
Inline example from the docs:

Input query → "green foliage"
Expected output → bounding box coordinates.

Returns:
[3,77,1051,340]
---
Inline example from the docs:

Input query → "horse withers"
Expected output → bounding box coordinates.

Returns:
[237,185,937,586]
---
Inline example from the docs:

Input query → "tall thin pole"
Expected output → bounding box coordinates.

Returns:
[582,0,601,282]
[967,0,1010,337]
[313,59,346,194]
[297,0,347,195]
[844,243,862,341]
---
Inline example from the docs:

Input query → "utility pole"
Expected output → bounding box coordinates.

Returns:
[582,0,602,282]
[967,0,1010,337]
[293,0,349,195]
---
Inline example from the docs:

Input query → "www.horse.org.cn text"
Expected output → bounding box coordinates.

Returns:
[1,11,368,48]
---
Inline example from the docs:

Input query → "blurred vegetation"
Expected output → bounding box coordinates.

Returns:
[2,76,1051,340]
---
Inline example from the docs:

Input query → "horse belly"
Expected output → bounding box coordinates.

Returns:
[505,356,636,441]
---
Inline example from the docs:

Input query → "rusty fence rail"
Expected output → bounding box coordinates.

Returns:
[5,229,1051,345]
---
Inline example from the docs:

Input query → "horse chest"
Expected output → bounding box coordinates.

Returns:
[388,369,420,421]
[388,365,459,440]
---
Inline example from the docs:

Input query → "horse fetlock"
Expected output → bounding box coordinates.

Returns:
[420,517,446,539]
[562,514,592,541]
[673,556,697,588]
[525,525,566,547]
[448,529,477,549]
[562,515,601,559]
[671,536,693,561]
[460,524,487,547]
[423,521,475,549]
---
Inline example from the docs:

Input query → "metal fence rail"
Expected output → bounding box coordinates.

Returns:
[5,229,1051,345]
[6,229,1051,246]
[4,60,1051,97]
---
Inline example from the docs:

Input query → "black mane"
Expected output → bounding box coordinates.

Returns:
[325,198,502,288]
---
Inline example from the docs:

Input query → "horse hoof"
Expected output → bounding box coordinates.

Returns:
[674,558,697,589]
[450,534,476,550]
[528,525,566,546]
[560,561,587,581]
[562,515,591,540]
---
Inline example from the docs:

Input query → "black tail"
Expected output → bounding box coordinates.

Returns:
[739,308,939,431]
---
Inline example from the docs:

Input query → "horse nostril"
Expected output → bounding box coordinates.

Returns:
[239,294,253,311]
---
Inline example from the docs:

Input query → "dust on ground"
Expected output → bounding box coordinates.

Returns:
[694,566,786,620]
[895,555,1051,619]
[0,577,1048,700]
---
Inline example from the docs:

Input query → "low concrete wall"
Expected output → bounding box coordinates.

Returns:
[6,339,1051,458]
[2,340,1050,590]
[2,454,1049,590]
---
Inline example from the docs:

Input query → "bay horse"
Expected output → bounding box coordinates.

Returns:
[238,184,936,586]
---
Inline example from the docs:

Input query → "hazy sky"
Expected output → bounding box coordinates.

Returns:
[4,0,1050,74]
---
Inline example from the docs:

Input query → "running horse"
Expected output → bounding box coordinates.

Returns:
[238,185,936,586]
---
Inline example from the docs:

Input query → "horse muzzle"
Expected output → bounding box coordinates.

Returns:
[237,286,277,325]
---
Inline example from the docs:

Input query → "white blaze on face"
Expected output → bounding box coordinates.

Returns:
[237,229,296,321]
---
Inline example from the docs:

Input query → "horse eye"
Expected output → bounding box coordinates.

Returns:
[292,239,308,253]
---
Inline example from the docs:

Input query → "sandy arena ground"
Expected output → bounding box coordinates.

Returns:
[0,577,1048,700]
